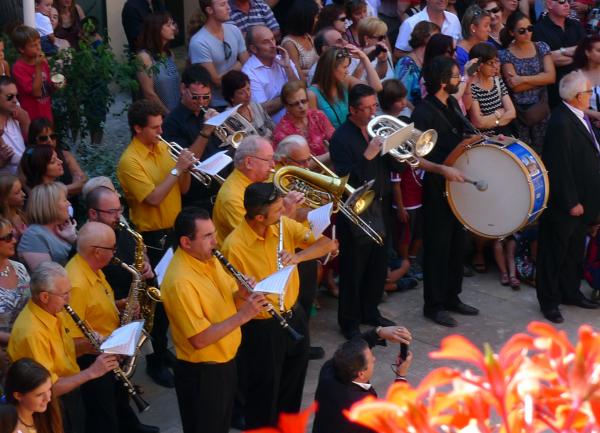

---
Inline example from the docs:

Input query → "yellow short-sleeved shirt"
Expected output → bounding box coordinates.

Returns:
[212,169,252,245]
[117,137,181,232]
[161,248,241,363]
[8,300,79,383]
[64,254,120,338]
[221,216,314,319]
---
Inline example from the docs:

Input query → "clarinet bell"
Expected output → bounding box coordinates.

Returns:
[132,392,151,413]
[285,324,304,342]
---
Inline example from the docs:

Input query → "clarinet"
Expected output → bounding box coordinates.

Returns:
[212,249,303,341]
[63,305,150,413]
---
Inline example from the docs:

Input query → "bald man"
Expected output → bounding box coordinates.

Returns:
[64,222,142,433]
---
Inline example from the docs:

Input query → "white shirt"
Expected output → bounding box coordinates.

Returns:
[394,7,461,51]
[241,54,298,123]
[35,12,53,37]
[0,117,26,175]
[352,381,373,390]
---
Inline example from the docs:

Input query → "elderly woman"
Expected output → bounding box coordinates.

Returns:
[222,70,275,139]
[17,182,76,270]
[357,16,394,81]
[0,175,27,240]
[273,80,334,164]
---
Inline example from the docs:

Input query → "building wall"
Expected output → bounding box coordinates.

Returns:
[106,0,128,58]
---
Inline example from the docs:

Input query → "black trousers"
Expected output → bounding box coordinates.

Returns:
[60,388,85,433]
[239,306,309,429]
[174,359,236,433]
[297,259,318,321]
[536,214,587,312]
[77,354,137,433]
[141,229,175,368]
[422,174,466,314]
[337,214,388,331]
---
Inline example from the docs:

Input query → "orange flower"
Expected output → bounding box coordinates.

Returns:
[244,403,316,433]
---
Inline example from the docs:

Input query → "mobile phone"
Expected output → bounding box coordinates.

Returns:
[400,343,409,361]
[368,44,387,60]
[466,60,481,76]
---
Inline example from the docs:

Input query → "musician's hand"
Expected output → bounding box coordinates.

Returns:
[204,108,219,120]
[240,292,267,320]
[378,326,412,344]
[141,261,154,280]
[364,136,383,160]
[283,191,305,217]
[396,351,413,376]
[279,249,297,266]
[88,353,119,379]
[175,148,196,171]
[440,165,464,182]
[570,203,584,216]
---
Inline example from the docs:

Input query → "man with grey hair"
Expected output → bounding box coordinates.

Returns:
[8,261,119,433]
[536,70,600,324]
[212,135,303,244]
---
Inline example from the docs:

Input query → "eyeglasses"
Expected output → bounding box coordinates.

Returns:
[4,94,16,102]
[335,47,350,59]
[485,6,501,13]
[189,92,211,101]
[0,231,15,242]
[516,25,534,34]
[288,156,312,166]
[249,154,273,163]
[93,206,124,216]
[335,15,347,21]
[450,74,461,79]
[93,245,117,254]
[579,89,594,95]
[47,291,70,299]
[286,98,308,108]
[223,41,232,60]
[36,133,58,142]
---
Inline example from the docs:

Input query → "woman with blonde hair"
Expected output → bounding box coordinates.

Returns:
[17,182,75,270]
[0,175,27,240]
[357,16,394,81]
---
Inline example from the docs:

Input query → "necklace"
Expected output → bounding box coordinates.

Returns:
[18,417,35,429]
[0,263,10,277]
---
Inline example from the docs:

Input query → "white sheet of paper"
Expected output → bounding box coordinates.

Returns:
[204,104,242,126]
[154,247,174,286]
[307,202,333,238]
[254,265,295,295]
[194,150,232,175]
[380,122,414,155]
[100,321,145,356]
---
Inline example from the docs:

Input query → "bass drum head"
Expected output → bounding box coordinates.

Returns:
[447,145,531,238]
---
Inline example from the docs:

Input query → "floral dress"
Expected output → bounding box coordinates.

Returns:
[394,56,422,105]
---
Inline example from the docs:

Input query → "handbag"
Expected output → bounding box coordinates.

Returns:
[514,43,551,126]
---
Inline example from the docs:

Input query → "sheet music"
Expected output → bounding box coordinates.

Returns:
[380,122,414,155]
[254,265,295,295]
[154,247,174,286]
[204,104,242,126]
[100,320,145,356]
[195,151,232,175]
[307,202,333,238]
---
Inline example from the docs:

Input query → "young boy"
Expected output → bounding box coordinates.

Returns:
[10,25,54,122]
[35,0,57,56]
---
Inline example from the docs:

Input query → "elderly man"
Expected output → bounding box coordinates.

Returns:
[241,25,298,123]
[0,76,29,175]
[536,71,600,323]
[8,262,118,433]
[308,27,361,85]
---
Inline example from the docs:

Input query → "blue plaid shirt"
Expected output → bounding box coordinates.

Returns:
[228,0,280,34]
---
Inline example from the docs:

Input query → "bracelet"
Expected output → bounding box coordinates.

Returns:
[199,130,210,139]
[495,119,500,126]
[375,326,382,337]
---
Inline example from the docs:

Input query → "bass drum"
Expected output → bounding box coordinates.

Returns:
[445,136,549,239]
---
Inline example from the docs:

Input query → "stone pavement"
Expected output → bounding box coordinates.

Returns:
[129,270,600,433]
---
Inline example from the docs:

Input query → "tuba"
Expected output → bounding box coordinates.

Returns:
[367,115,437,167]
[215,112,257,149]
[273,159,383,245]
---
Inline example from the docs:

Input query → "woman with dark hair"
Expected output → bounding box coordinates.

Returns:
[221,70,275,138]
[18,145,64,192]
[54,0,85,48]
[5,358,63,433]
[0,175,27,240]
[344,0,368,46]
[499,11,554,153]
[308,45,382,128]
[573,35,600,126]
[456,5,491,74]
[28,118,87,200]
[499,0,518,24]
[281,0,320,82]
[315,4,348,34]
[136,12,180,112]
[0,404,18,433]
[395,20,440,106]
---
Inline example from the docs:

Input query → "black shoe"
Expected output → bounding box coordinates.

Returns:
[365,316,396,327]
[309,346,325,360]
[446,301,479,316]
[146,365,175,388]
[425,310,458,327]
[593,290,600,302]
[231,414,246,430]
[463,265,474,277]
[564,297,599,309]
[396,277,419,291]
[542,309,564,323]
[135,423,160,433]
[341,327,361,340]
[164,349,177,368]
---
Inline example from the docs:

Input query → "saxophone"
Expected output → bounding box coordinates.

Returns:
[117,220,162,333]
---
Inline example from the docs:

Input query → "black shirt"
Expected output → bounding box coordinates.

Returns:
[121,0,166,52]
[103,229,138,300]
[161,102,228,208]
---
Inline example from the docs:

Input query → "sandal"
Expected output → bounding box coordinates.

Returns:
[509,276,521,290]
[472,254,486,273]
[500,273,509,286]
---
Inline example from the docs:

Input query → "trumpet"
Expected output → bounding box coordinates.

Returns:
[157,135,225,186]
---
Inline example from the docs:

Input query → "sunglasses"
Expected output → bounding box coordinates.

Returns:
[287,98,308,108]
[223,41,232,60]
[4,94,16,102]
[335,47,350,59]
[516,25,534,34]
[189,93,211,101]
[37,133,58,142]
[485,6,501,13]
[552,0,568,4]
[335,15,347,21]
[0,231,15,242]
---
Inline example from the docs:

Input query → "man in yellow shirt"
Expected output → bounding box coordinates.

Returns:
[161,207,266,433]
[117,98,196,388]
[221,182,338,429]
[8,262,118,433]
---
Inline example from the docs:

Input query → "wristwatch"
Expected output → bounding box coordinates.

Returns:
[495,119,500,127]
[170,168,181,177]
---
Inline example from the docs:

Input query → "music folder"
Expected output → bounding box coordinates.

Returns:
[100,320,145,356]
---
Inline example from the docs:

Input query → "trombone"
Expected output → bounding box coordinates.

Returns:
[157,135,225,186]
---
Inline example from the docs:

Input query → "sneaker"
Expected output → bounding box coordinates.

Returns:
[408,261,423,280]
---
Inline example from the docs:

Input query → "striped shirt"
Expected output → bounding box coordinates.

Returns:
[229,0,280,34]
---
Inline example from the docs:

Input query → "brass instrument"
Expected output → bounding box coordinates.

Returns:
[63,304,150,413]
[367,115,437,167]
[277,218,284,312]
[273,159,383,245]
[157,135,225,186]
[212,249,303,341]
[214,112,257,149]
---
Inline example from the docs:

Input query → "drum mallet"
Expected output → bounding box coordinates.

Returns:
[464,178,488,191]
